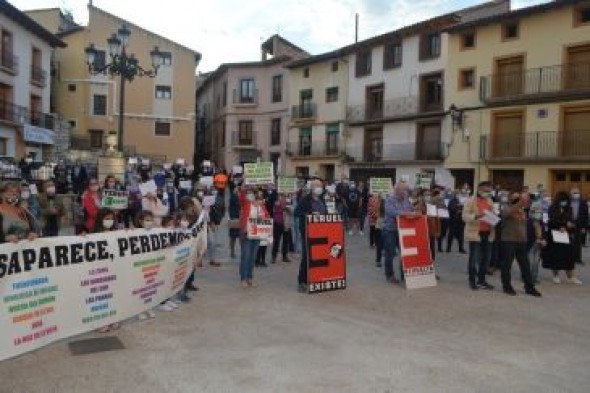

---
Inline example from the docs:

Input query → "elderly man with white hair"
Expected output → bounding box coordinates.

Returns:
[382,181,419,284]
[570,187,589,265]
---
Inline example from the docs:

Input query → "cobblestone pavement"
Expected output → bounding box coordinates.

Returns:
[1,227,589,393]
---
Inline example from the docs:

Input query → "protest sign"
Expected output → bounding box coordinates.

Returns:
[306,214,347,294]
[246,218,273,242]
[199,176,213,188]
[202,195,216,207]
[416,173,433,189]
[244,162,274,185]
[397,215,437,290]
[101,190,129,210]
[0,216,207,361]
[232,166,243,174]
[277,177,298,193]
[138,180,158,196]
[179,180,192,190]
[370,178,393,195]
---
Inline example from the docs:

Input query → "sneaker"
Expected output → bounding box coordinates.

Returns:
[525,288,542,297]
[298,283,307,293]
[138,312,149,321]
[376,262,382,268]
[209,261,221,267]
[552,276,562,284]
[165,300,179,309]
[503,287,517,296]
[282,257,291,263]
[435,275,441,281]
[241,280,249,288]
[469,282,478,291]
[147,310,156,318]
[477,282,494,290]
[567,277,583,285]
[247,280,258,288]
[185,283,199,291]
[159,303,174,312]
[388,275,400,284]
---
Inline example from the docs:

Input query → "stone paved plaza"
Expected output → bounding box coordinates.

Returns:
[1,230,589,393]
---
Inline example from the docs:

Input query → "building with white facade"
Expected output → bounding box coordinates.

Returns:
[0,0,65,162]
[344,0,509,187]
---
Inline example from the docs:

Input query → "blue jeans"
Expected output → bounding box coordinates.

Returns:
[468,233,491,285]
[382,229,400,279]
[240,234,260,281]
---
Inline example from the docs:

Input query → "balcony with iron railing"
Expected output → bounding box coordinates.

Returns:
[30,65,47,87]
[291,103,317,121]
[0,99,55,130]
[348,140,446,163]
[480,130,590,161]
[480,62,590,103]
[232,89,259,105]
[347,96,419,123]
[0,50,18,74]
[231,131,258,148]
[286,139,343,158]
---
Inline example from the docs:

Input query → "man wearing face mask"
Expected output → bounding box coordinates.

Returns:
[39,180,65,237]
[294,179,327,292]
[569,188,588,265]
[462,181,496,291]
[499,193,542,297]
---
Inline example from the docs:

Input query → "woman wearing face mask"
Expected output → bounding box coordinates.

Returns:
[541,191,582,285]
[239,186,270,287]
[91,209,121,333]
[82,178,102,233]
[19,182,41,224]
[228,185,241,259]
[0,182,39,243]
[39,180,65,237]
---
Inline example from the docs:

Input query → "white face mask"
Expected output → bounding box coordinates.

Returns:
[197,191,204,198]
[46,186,56,195]
[102,219,114,229]
[21,191,30,200]
[143,220,154,229]
[180,220,190,229]
[246,193,255,202]
[313,187,323,197]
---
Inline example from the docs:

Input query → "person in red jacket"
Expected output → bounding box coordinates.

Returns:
[239,186,270,287]
[82,178,101,233]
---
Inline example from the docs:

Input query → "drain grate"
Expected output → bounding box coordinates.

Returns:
[68,336,125,356]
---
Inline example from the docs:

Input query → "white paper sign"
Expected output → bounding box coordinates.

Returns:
[232,165,243,174]
[180,180,192,190]
[200,176,213,188]
[493,203,500,215]
[29,184,38,195]
[128,157,138,165]
[552,230,570,244]
[459,196,468,205]
[139,180,158,196]
[542,213,549,224]
[426,204,438,217]
[481,210,501,227]
[142,159,150,165]
[202,195,216,207]
[203,160,211,167]
[437,208,450,218]
[326,185,336,194]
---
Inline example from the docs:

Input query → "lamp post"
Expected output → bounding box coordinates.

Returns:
[84,24,163,153]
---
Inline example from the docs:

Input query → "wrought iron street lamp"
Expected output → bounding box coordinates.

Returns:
[84,24,163,152]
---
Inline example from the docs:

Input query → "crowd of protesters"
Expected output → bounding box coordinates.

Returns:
[1,157,588,311]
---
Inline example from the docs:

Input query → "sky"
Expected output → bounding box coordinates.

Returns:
[11,0,545,72]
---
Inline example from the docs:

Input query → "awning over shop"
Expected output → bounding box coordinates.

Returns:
[24,124,55,145]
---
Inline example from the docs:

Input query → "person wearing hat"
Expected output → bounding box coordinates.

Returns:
[499,192,542,296]
[462,181,496,291]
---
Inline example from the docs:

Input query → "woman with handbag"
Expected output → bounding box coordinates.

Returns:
[239,187,270,287]
[228,185,241,258]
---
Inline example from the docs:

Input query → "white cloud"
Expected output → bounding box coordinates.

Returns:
[11,0,547,72]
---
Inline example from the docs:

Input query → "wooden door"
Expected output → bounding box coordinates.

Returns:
[491,170,524,192]
[494,56,524,97]
[416,122,442,160]
[493,111,524,158]
[562,105,590,157]
[565,44,590,89]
